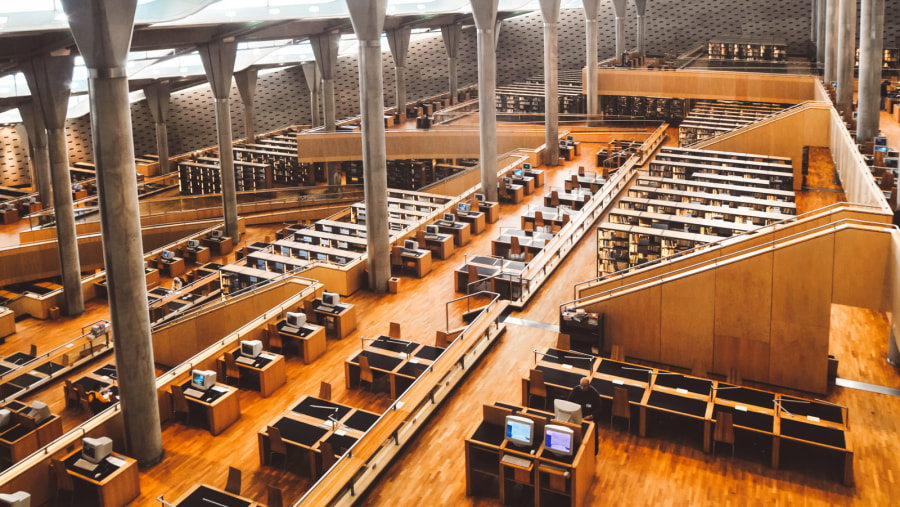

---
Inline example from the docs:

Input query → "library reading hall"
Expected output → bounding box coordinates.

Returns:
[1,0,900,505]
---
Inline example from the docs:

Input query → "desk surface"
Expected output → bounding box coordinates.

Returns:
[174,484,260,507]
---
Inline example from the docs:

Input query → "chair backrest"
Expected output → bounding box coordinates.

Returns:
[29,344,37,357]
[435,330,450,348]
[389,322,402,339]
[64,380,77,402]
[556,333,571,351]
[611,344,625,362]
[319,381,332,401]
[714,411,735,444]
[268,425,287,455]
[534,211,545,228]
[391,246,402,267]
[612,386,630,418]
[225,466,242,495]
[303,298,316,319]
[171,386,190,414]
[528,368,547,397]
[578,166,586,176]
[471,196,480,209]
[51,459,74,493]
[267,486,285,507]
[510,235,522,255]
[268,325,283,350]
[225,353,240,378]
[549,191,560,207]
[416,230,426,244]
[319,441,338,474]
[498,182,510,200]
[359,355,374,384]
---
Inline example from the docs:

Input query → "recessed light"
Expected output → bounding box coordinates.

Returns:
[309,6,319,13]
[225,11,236,17]
[269,8,280,15]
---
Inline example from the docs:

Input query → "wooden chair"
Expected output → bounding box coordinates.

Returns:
[549,190,560,208]
[224,353,241,387]
[553,213,570,234]
[51,459,75,506]
[508,236,526,261]
[534,211,549,234]
[267,486,285,507]
[359,355,375,392]
[267,425,288,468]
[319,381,332,401]
[64,380,79,408]
[467,264,489,294]
[29,344,37,357]
[390,247,404,275]
[319,441,338,476]
[435,330,451,348]
[611,386,631,432]
[578,166,586,177]
[225,466,242,495]
[389,322,402,339]
[303,299,317,324]
[498,182,511,202]
[610,344,625,362]
[528,368,548,410]
[713,411,735,458]
[556,333,571,351]
[170,386,191,425]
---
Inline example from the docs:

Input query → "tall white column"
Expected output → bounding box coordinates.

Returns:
[583,0,600,117]
[471,0,500,202]
[857,0,886,143]
[540,0,561,167]
[824,0,838,82]
[835,0,857,112]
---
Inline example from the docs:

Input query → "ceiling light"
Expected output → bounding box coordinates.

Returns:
[0,17,8,25]
[309,5,319,12]
[225,11,236,17]
[269,8,280,15]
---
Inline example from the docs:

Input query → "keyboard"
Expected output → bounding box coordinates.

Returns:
[424,234,439,241]
[74,458,99,472]
[501,454,531,468]
[317,305,334,313]
[235,356,255,365]
[183,388,204,399]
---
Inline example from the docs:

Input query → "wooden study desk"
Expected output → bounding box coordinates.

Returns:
[159,256,186,277]
[639,372,715,452]
[0,306,14,339]
[491,230,553,259]
[272,321,327,363]
[0,208,19,224]
[62,449,140,507]
[202,235,234,256]
[564,174,606,193]
[465,402,595,507]
[173,484,262,507]
[454,256,527,299]
[309,299,357,339]
[18,202,42,215]
[545,188,592,211]
[477,200,500,223]
[455,209,486,234]
[421,231,455,259]
[434,218,471,246]
[184,246,211,264]
[524,168,545,187]
[345,337,445,399]
[0,413,63,466]
[499,182,525,203]
[521,206,577,231]
[177,382,241,435]
[217,349,286,398]
[398,247,432,278]
[511,174,536,195]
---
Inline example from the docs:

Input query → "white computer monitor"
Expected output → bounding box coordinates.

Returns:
[554,399,583,425]
[240,340,263,358]
[91,323,109,337]
[474,193,485,202]
[504,415,534,447]
[191,369,217,391]
[502,177,511,184]
[0,491,30,507]
[544,424,575,457]
[425,225,438,235]
[514,169,523,177]
[27,401,51,424]
[285,312,306,328]
[211,230,224,239]
[82,436,113,464]
[443,213,455,222]
[0,409,11,428]
[187,239,200,249]
[523,163,531,170]
[458,202,469,213]
[161,250,175,260]
[322,292,340,306]
[404,240,419,250]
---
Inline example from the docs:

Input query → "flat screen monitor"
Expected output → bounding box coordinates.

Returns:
[544,424,574,457]
[443,213,455,222]
[458,202,470,213]
[875,136,888,146]
[187,240,200,249]
[286,312,306,328]
[523,163,531,170]
[404,240,419,250]
[475,193,485,202]
[504,415,534,447]
[240,340,263,358]
[82,436,113,464]
[514,169,523,177]
[554,399,583,425]
[0,491,30,507]
[322,292,340,306]
[425,225,438,235]
[876,146,888,153]
[191,369,216,391]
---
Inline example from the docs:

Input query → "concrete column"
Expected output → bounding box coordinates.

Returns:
[540,0,561,167]
[583,0,600,117]
[387,27,411,116]
[824,0,838,82]
[22,55,84,316]
[345,0,390,293]
[471,0,500,203]
[835,0,857,112]
[235,68,258,141]
[441,24,461,104]
[17,102,53,206]
[811,0,818,42]
[301,62,321,127]
[310,30,341,186]
[61,0,162,466]
[612,0,627,61]
[143,81,171,174]
[634,0,648,57]
[198,39,240,241]
[817,0,826,66]
[857,0,885,143]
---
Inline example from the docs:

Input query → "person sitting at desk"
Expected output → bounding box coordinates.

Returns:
[86,387,115,413]
[172,277,184,290]
[567,377,601,452]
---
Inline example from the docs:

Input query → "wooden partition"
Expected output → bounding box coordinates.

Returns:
[295,128,546,163]
[575,221,894,394]
[589,69,819,104]
[889,233,900,365]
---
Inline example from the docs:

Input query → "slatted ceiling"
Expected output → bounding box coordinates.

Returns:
[0,126,30,187]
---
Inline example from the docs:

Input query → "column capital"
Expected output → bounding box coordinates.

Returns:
[61,0,137,69]
[471,0,499,31]
[634,0,647,16]
[582,0,600,19]
[198,39,238,100]
[539,0,561,24]
[143,80,171,124]
[612,0,627,17]
[345,0,387,42]
[301,61,321,93]
[387,26,412,68]
[21,55,75,131]
[310,30,341,80]
[235,68,258,106]
[441,23,462,58]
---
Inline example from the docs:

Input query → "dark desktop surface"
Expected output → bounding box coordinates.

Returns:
[344,410,380,433]
[540,348,597,370]
[597,360,651,383]
[714,385,775,408]
[654,374,713,396]
[64,451,121,482]
[0,364,11,375]
[293,397,353,420]
[780,396,844,424]
[396,362,426,377]
[536,365,583,388]
[273,417,329,447]
[242,355,273,369]
[180,381,228,403]
[414,345,444,361]
[591,377,646,402]
[34,361,65,375]
[176,485,252,507]
[471,420,505,446]
[780,419,846,448]
[324,432,358,455]
[647,391,708,418]
[353,350,403,371]
[714,404,773,433]
[74,376,110,392]
[5,352,35,365]
[371,336,418,354]
[4,400,26,411]
[10,373,41,388]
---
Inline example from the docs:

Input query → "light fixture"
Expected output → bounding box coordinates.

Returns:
[225,11,236,17]
[269,8,280,14]
[309,5,319,12]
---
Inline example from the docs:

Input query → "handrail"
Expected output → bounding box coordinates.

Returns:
[684,100,818,149]
[573,201,889,297]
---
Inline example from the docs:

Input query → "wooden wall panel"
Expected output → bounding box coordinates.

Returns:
[593,70,818,103]
[712,334,770,382]
[602,285,661,361]
[714,252,774,342]
[660,270,715,371]
[832,228,891,312]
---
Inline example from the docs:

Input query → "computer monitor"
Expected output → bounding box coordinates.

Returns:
[285,312,306,328]
[0,409,11,428]
[161,250,174,260]
[187,239,200,249]
[505,415,534,447]
[876,146,888,153]
[514,169,523,177]
[566,135,574,142]
[322,292,340,306]
[458,202,469,213]
[425,225,438,235]
[523,163,531,170]
[502,177,511,184]
[82,436,113,464]
[91,323,109,337]
[27,401,51,424]
[240,340,263,358]
[554,399,583,425]
[191,369,217,391]
[443,213,455,222]
[404,240,419,250]
[474,193,485,202]
[73,184,83,191]
[211,230,223,239]
[544,424,575,457]
[0,491,31,507]
[875,135,888,146]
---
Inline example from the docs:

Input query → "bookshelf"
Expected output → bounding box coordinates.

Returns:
[855,47,900,71]
[678,100,788,146]
[707,39,787,63]
[600,95,686,122]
